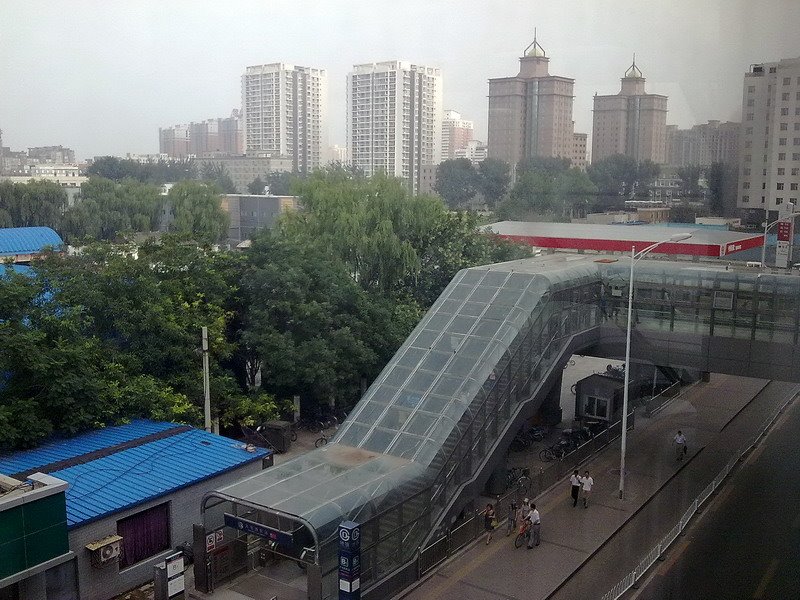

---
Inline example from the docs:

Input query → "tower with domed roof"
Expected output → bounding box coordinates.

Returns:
[488,31,577,169]
[591,55,668,164]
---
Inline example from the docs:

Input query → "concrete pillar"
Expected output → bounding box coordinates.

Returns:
[539,371,563,425]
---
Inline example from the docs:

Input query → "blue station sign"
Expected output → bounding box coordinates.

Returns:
[223,513,294,547]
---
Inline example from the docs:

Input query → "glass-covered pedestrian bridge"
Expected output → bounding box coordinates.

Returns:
[201,255,800,599]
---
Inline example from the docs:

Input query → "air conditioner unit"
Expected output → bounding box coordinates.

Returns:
[86,535,123,567]
[99,540,121,563]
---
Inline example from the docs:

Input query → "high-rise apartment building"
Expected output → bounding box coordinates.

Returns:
[572,132,588,170]
[665,120,740,167]
[737,57,800,219]
[347,61,443,193]
[591,58,668,164]
[487,35,575,168]
[242,63,328,174]
[441,110,474,161]
[159,113,241,158]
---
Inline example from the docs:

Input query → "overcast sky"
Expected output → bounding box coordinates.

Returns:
[2,0,799,160]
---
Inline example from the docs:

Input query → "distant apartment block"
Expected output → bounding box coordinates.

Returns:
[221,194,300,245]
[592,58,668,164]
[242,63,328,174]
[666,120,740,167]
[488,34,575,168]
[194,153,292,194]
[572,132,588,170]
[159,112,241,158]
[738,57,800,218]
[454,139,488,165]
[329,144,349,164]
[347,61,443,194]
[442,110,474,161]
[27,145,75,164]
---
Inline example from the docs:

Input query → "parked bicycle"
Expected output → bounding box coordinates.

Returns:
[505,467,531,494]
[314,415,339,448]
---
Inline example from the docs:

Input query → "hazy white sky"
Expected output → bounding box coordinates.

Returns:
[1,0,799,160]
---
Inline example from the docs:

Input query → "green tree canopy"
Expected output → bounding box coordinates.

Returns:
[88,156,196,184]
[63,177,163,242]
[0,180,67,230]
[476,158,511,207]
[677,165,704,197]
[434,159,478,209]
[166,180,230,244]
[200,162,237,194]
[247,176,267,195]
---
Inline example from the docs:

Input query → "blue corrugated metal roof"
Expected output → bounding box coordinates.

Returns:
[0,420,182,475]
[52,428,266,528]
[0,227,63,256]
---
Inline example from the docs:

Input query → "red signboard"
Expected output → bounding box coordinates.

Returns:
[777,220,793,242]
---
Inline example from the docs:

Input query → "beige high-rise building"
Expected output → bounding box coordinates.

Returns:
[441,110,474,161]
[737,57,800,219]
[159,113,241,158]
[242,63,328,174]
[591,58,668,164]
[347,61,443,194]
[487,34,575,169]
[572,132,588,170]
[665,120,740,168]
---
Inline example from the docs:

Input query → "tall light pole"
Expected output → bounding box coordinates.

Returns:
[761,212,800,267]
[619,233,692,500]
[202,326,211,432]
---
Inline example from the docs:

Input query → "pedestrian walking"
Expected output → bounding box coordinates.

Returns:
[570,469,581,507]
[526,504,541,548]
[674,430,687,461]
[484,503,496,545]
[580,470,594,508]
[506,500,518,536]
[520,497,531,521]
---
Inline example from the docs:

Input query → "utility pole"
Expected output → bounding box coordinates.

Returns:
[202,327,211,432]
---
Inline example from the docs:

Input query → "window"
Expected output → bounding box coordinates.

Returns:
[794,153,800,160]
[742,195,750,203]
[763,182,767,190]
[117,503,170,569]
[777,183,784,190]
[779,153,786,160]
[746,126,753,135]
[792,168,799,176]
[797,92,800,101]
[762,196,766,203]
[748,85,755,93]
[796,108,800,116]
[746,113,754,121]
[781,108,789,115]
[743,181,750,189]
[795,138,800,145]
[744,168,751,176]
[783,92,791,101]
[778,168,785,175]
[745,154,752,162]
[763,169,768,176]
[745,140,752,148]
[747,98,755,107]
[784,77,791,85]
[780,138,788,146]
[793,183,799,191]
[777,198,783,205]
[781,122,788,130]
[796,123,800,131]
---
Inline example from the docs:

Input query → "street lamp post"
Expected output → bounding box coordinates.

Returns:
[760,212,800,267]
[619,233,692,500]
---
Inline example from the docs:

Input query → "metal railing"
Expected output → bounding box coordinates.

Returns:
[417,411,633,578]
[643,381,682,417]
[600,392,796,600]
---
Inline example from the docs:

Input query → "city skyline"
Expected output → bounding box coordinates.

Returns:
[1,0,799,159]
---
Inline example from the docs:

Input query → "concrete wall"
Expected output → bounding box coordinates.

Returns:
[68,461,264,600]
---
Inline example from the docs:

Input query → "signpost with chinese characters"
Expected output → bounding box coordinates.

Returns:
[223,513,294,547]
[338,521,361,600]
[775,202,796,268]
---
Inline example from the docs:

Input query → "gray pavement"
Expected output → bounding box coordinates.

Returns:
[403,374,790,600]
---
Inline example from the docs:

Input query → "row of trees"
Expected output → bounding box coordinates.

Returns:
[434,158,511,209]
[0,178,229,244]
[0,169,529,449]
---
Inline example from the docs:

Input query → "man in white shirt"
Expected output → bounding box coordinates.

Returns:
[526,503,541,548]
[580,470,594,508]
[674,430,687,461]
[570,469,581,507]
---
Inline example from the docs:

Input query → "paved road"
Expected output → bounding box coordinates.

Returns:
[630,396,800,600]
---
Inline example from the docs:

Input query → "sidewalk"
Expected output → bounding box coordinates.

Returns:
[403,374,785,600]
